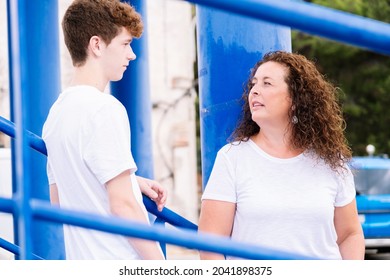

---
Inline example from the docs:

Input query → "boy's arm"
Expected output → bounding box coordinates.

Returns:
[49,184,60,205]
[106,170,164,260]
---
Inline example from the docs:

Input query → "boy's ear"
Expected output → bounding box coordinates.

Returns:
[89,35,104,57]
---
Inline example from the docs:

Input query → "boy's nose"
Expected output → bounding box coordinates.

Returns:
[128,47,136,61]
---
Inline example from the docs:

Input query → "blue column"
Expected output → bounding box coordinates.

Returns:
[111,0,154,179]
[7,0,65,259]
[196,7,291,188]
[7,0,32,260]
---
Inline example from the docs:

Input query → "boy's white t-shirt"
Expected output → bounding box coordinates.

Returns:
[42,85,150,260]
[202,140,356,260]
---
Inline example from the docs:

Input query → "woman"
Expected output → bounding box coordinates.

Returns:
[198,51,365,260]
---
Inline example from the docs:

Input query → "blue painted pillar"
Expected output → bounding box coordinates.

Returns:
[7,0,65,259]
[196,7,292,188]
[111,0,154,179]
[7,0,32,260]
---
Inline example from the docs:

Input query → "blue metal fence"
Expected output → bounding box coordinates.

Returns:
[0,115,312,260]
[184,0,390,55]
[1,0,390,260]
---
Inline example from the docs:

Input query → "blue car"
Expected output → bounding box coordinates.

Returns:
[349,156,390,252]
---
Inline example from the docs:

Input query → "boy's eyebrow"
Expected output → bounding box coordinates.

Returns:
[122,36,133,43]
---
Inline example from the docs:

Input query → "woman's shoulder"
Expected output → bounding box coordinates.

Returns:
[218,140,252,156]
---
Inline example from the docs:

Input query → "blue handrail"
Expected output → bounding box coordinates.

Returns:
[2,0,390,260]
[0,115,197,231]
[30,199,313,260]
[184,0,390,56]
[1,115,313,259]
[0,237,43,260]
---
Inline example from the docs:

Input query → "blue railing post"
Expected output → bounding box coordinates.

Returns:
[154,217,167,257]
[7,0,65,259]
[196,6,292,186]
[7,0,33,260]
[111,0,154,179]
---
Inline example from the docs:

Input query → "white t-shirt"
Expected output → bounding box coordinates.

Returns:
[42,85,149,260]
[202,140,356,260]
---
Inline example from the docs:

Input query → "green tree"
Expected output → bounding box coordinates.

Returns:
[293,0,390,156]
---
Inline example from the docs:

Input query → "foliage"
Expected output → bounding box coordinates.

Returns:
[293,0,390,156]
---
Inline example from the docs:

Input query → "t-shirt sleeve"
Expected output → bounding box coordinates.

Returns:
[201,148,237,203]
[334,165,356,207]
[83,102,137,184]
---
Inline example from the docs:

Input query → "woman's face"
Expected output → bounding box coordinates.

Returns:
[248,61,292,128]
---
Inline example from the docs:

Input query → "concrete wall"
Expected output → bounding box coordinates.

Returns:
[147,0,199,223]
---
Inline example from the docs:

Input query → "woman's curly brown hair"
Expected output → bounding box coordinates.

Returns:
[232,51,352,171]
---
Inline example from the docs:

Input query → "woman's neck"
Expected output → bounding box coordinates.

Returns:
[251,130,303,159]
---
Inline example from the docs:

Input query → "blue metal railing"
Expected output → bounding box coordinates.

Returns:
[0,237,43,260]
[0,115,198,230]
[184,0,390,56]
[0,115,198,231]
[0,115,312,260]
[2,0,390,260]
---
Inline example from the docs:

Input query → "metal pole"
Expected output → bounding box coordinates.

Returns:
[111,0,154,179]
[196,6,291,187]
[7,0,65,259]
[7,0,32,260]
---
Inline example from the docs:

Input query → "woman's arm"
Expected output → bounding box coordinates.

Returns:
[198,199,236,260]
[334,198,365,259]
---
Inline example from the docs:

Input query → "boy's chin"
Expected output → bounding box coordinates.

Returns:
[111,75,124,82]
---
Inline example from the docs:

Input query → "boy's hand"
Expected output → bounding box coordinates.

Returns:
[137,176,167,212]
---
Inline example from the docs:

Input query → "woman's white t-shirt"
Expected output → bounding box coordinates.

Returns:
[202,140,356,260]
